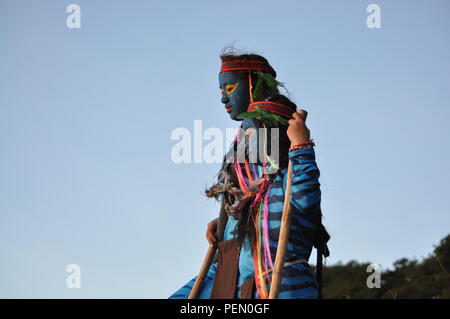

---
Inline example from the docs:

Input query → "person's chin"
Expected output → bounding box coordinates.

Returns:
[230,112,240,121]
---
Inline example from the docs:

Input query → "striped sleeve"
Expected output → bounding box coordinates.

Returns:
[288,147,321,213]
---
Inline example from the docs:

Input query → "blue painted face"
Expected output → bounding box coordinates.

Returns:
[218,71,250,121]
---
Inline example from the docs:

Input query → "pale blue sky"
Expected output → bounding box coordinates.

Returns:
[1,0,449,298]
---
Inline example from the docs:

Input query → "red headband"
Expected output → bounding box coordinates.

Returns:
[248,101,296,119]
[219,59,274,74]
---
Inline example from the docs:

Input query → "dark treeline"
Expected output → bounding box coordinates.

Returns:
[316,234,450,299]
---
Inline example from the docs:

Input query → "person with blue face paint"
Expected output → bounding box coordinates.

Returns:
[219,71,250,121]
[169,50,329,299]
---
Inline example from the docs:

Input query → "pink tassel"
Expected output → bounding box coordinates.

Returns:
[262,191,274,271]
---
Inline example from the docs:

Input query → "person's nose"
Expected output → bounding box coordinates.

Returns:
[221,94,229,104]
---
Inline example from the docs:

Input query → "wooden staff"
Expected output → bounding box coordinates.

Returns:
[269,160,293,299]
[188,201,228,299]
[188,244,217,299]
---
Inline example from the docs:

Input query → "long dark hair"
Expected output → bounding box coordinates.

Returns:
[206,48,296,249]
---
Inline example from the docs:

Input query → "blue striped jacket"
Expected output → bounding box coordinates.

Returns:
[169,146,323,299]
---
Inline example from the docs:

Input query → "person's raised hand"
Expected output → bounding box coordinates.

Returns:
[287,110,311,146]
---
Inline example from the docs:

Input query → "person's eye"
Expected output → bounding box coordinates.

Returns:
[225,83,238,95]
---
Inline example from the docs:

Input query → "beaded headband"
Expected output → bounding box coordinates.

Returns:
[219,59,275,75]
[248,100,296,119]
